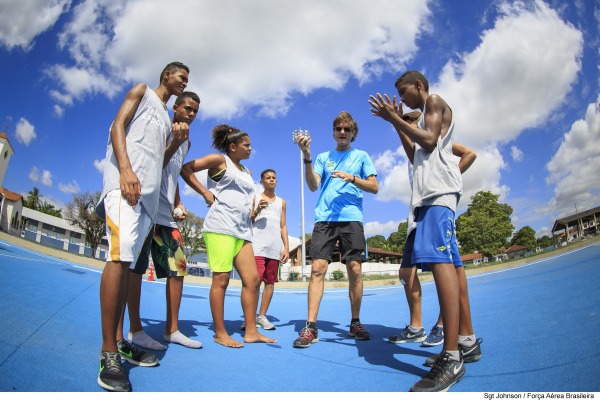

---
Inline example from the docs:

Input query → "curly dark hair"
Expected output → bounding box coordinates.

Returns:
[211,124,248,153]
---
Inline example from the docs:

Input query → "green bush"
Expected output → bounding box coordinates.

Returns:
[288,271,300,281]
[332,269,345,281]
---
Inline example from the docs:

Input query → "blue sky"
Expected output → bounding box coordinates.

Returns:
[0,0,598,241]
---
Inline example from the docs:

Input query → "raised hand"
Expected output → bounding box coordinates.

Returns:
[171,122,190,147]
[368,93,403,122]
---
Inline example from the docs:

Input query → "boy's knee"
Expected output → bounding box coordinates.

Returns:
[399,267,414,284]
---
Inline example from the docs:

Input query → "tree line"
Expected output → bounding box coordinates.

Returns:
[21,188,206,259]
[23,187,556,260]
[366,190,555,257]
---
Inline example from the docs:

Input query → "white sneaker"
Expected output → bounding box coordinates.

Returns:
[256,315,275,330]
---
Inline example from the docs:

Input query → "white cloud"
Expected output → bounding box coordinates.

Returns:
[41,170,53,186]
[15,117,37,146]
[511,146,524,162]
[364,220,404,238]
[51,0,431,118]
[58,180,80,194]
[28,166,53,187]
[365,1,582,229]
[28,166,40,182]
[437,1,583,148]
[53,104,64,118]
[0,0,70,51]
[46,64,122,104]
[545,97,600,217]
[93,158,106,173]
[536,226,551,238]
[181,171,208,204]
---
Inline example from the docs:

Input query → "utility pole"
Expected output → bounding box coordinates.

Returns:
[292,129,309,281]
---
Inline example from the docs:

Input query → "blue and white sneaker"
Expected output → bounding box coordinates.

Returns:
[422,325,444,347]
[388,325,426,343]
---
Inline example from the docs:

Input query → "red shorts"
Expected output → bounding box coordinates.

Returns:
[255,256,279,284]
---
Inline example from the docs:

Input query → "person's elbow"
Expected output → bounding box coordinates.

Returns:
[421,140,438,152]
[366,177,378,194]
[180,164,193,181]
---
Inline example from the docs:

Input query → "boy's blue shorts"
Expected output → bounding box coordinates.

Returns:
[412,205,461,267]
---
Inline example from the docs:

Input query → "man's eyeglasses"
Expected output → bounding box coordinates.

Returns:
[334,126,353,133]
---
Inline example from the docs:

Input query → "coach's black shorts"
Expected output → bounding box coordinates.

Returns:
[309,221,367,265]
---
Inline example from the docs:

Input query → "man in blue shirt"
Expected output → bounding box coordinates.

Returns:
[292,111,378,348]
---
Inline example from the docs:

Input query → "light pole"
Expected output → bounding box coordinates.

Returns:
[292,129,309,281]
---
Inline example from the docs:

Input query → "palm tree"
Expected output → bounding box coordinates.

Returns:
[25,187,41,210]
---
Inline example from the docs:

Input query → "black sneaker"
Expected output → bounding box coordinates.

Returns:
[348,321,372,340]
[117,339,158,367]
[97,351,130,392]
[425,338,482,366]
[293,322,319,348]
[410,351,465,392]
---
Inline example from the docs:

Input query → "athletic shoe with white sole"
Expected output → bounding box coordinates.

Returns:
[425,338,482,366]
[410,351,465,392]
[97,351,130,392]
[422,325,444,347]
[117,339,158,367]
[293,322,319,348]
[388,325,426,343]
[256,315,276,330]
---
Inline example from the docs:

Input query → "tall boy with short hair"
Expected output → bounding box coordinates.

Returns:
[369,70,466,392]
[96,61,189,392]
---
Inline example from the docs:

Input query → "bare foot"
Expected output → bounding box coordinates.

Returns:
[243,331,277,344]
[213,335,243,348]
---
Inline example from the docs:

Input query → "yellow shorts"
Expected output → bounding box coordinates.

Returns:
[204,232,245,273]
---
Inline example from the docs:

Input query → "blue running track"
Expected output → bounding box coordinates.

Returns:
[0,238,599,394]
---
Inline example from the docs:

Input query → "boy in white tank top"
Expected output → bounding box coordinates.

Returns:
[248,169,289,331]
[96,62,189,393]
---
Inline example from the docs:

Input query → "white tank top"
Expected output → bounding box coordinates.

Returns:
[97,87,170,221]
[251,196,283,259]
[411,103,462,212]
[202,155,255,241]
[156,139,189,227]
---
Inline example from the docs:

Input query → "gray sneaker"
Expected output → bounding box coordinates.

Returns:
[97,351,130,392]
[426,338,483,366]
[117,339,158,367]
[389,325,426,343]
[411,351,465,392]
[256,315,276,330]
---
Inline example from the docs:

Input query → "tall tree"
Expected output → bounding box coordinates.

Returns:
[536,235,554,249]
[178,211,205,259]
[386,220,408,253]
[456,191,514,257]
[367,234,388,249]
[387,231,403,252]
[37,201,62,218]
[511,225,537,250]
[24,187,41,209]
[63,191,106,254]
